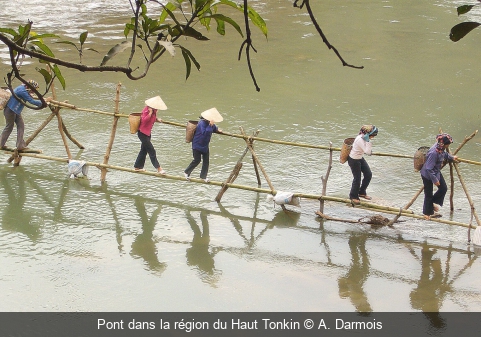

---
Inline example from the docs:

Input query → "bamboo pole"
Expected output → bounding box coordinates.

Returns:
[14,151,478,229]
[251,131,262,187]
[320,142,333,214]
[215,130,259,202]
[101,83,121,181]
[44,102,481,166]
[61,120,84,149]
[239,126,275,192]
[453,162,481,226]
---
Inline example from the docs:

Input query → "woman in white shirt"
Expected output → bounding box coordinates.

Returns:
[348,125,378,205]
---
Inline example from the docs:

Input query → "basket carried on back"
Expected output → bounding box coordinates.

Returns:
[185,120,198,143]
[0,88,12,110]
[340,137,355,164]
[413,146,429,171]
[128,113,141,134]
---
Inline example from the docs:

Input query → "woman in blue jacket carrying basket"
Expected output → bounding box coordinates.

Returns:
[184,108,223,183]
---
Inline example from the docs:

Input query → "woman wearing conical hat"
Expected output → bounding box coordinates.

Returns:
[134,96,167,174]
[184,108,223,183]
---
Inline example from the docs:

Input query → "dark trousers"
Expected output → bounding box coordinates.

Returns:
[1,107,27,149]
[134,131,160,169]
[422,174,447,216]
[185,149,209,179]
[348,157,372,200]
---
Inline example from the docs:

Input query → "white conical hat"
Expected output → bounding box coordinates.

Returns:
[200,107,223,123]
[145,96,167,110]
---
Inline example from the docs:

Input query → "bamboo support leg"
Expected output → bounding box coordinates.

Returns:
[453,163,481,226]
[55,109,72,161]
[239,127,275,192]
[449,163,454,212]
[62,121,85,149]
[101,83,122,181]
[7,111,56,164]
[215,162,243,202]
[319,142,333,214]
[215,131,259,202]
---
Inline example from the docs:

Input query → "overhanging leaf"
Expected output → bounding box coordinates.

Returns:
[450,22,481,42]
[158,40,176,56]
[79,31,88,47]
[100,40,130,66]
[36,67,52,85]
[52,64,66,90]
[0,27,17,36]
[210,14,243,37]
[30,41,55,57]
[457,5,475,16]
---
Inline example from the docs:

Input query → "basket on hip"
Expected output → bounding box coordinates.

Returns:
[128,113,141,134]
[340,137,355,164]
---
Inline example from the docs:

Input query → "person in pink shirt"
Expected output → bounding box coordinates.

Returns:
[134,96,167,174]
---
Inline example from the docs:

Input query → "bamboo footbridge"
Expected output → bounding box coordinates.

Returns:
[2,84,480,237]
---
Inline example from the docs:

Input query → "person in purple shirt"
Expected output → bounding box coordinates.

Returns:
[420,133,458,220]
[134,96,167,174]
[184,108,223,183]
[1,80,51,150]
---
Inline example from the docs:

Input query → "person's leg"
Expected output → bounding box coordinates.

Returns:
[199,150,210,179]
[143,135,160,170]
[134,132,149,169]
[1,108,16,148]
[348,157,362,200]
[432,173,448,207]
[359,158,372,197]
[185,149,202,176]
[15,113,27,149]
[422,176,435,217]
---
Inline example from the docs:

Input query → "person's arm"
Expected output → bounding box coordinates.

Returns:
[16,86,42,107]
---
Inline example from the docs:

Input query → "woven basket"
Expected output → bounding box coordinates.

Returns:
[0,88,12,110]
[128,113,141,134]
[339,137,355,164]
[185,120,198,143]
[414,146,429,171]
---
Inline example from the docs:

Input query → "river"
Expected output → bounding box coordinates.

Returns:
[0,0,480,313]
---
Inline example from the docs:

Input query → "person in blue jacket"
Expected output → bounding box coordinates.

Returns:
[1,80,51,150]
[420,133,458,220]
[184,108,223,183]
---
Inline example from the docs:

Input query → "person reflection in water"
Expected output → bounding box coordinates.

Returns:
[130,197,167,275]
[337,233,372,312]
[185,210,221,286]
[410,242,448,329]
[0,169,40,241]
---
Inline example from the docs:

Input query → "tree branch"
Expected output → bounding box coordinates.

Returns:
[294,0,364,69]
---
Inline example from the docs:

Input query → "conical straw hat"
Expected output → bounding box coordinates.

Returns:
[145,96,167,110]
[200,107,223,123]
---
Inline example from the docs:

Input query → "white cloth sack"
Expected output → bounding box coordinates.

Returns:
[67,160,88,178]
[266,191,300,207]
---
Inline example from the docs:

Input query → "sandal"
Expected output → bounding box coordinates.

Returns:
[359,195,372,200]
[431,213,442,218]
[351,199,361,205]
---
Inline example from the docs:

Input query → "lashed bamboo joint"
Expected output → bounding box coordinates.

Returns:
[4,84,480,237]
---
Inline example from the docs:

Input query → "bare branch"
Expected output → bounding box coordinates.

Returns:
[294,0,364,69]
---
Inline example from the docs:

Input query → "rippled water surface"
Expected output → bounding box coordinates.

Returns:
[1,0,481,313]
